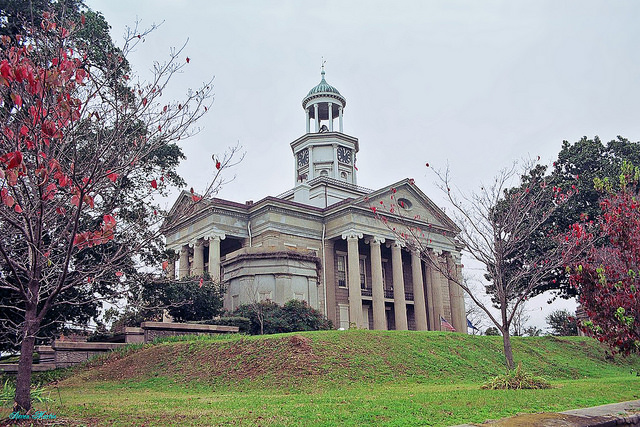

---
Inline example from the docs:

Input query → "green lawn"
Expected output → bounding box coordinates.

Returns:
[2,331,639,426]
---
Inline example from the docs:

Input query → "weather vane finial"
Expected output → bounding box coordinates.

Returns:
[321,57,326,77]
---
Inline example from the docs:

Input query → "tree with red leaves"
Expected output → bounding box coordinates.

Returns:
[564,161,640,355]
[0,13,227,411]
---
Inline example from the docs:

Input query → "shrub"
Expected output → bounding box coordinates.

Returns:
[232,299,332,335]
[482,364,551,390]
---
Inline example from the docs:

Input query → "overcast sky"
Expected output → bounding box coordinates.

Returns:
[85,0,640,331]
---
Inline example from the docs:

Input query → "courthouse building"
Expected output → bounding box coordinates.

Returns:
[163,69,467,332]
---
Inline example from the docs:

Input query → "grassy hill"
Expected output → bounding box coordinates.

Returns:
[10,330,640,426]
[69,330,638,389]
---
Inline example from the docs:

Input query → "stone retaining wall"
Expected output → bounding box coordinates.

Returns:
[141,321,237,342]
[0,322,239,372]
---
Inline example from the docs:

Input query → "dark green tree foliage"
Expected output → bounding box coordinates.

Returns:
[142,277,225,323]
[485,327,501,336]
[546,309,578,336]
[498,136,640,299]
[232,300,332,335]
[102,275,226,331]
[523,326,543,337]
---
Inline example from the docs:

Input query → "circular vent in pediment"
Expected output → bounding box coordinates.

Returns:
[397,198,412,210]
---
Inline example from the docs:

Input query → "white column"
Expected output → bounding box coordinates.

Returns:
[305,108,310,133]
[343,231,363,328]
[439,254,452,323]
[328,102,333,131]
[424,259,435,330]
[191,239,204,276]
[178,245,189,279]
[369,237,386,330]
[391,242,408,330]
[446,253,462,332]
[339,106,343,132]
[428,250,444,330]
[314,103,319,132]
[332,143,338,179]
[207,234,225,283]
[447,253,467,333]
[412,249,428,331]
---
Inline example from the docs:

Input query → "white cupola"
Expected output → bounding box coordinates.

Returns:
[288,67,361,207]
[302,66,347,133]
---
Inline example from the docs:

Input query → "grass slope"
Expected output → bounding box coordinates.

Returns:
[4,330,640,426]
[70,330,638,388]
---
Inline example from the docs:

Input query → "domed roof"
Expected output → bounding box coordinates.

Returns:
[306,70,342,97]
[302,70,346,108]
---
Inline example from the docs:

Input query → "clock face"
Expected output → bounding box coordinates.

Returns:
[297,149,309,167]
[337,146,352,164]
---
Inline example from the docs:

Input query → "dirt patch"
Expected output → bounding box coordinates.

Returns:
[65,335,324,388]
[289,334,312,352]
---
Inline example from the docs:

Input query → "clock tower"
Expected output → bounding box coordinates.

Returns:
[289,67,360,207]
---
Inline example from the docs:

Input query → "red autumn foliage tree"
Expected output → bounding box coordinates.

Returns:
[0,14,224,411]
[564,161,640,355]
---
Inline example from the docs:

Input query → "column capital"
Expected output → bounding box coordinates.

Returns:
[365,236,385,245]
[342,231,363,240]
[204,233,226,242]
[189,238,204,248]
[387,241,405,249]
[448,251,463,264]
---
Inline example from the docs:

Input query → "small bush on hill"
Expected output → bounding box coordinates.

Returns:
[232,299,332,335]
[482,364,551,390]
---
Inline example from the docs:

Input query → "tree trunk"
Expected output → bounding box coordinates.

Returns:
[502,329,515,370]
[14,306,38,413]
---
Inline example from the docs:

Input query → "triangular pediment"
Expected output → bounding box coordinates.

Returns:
[353,178,460,233]
[162,190,210,232]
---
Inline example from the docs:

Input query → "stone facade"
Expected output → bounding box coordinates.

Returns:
[163,70,467,333]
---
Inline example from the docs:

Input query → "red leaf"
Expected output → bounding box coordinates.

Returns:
[199,278,203,288]
[81,14,86,25]
[162,261,168,270]
[192,194,202,202]
[142,97,148,107]
[1,151,23,169]
[14,204,22,213]
[186,57,190,63]
[215,161,221,170]
[103,214,116,228]
[10,93,22,108]
[151,179,158,189]
[107,170,119,182]
[115,271,123,277]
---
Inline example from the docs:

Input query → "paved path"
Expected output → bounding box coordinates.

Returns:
[452,399,640,426]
